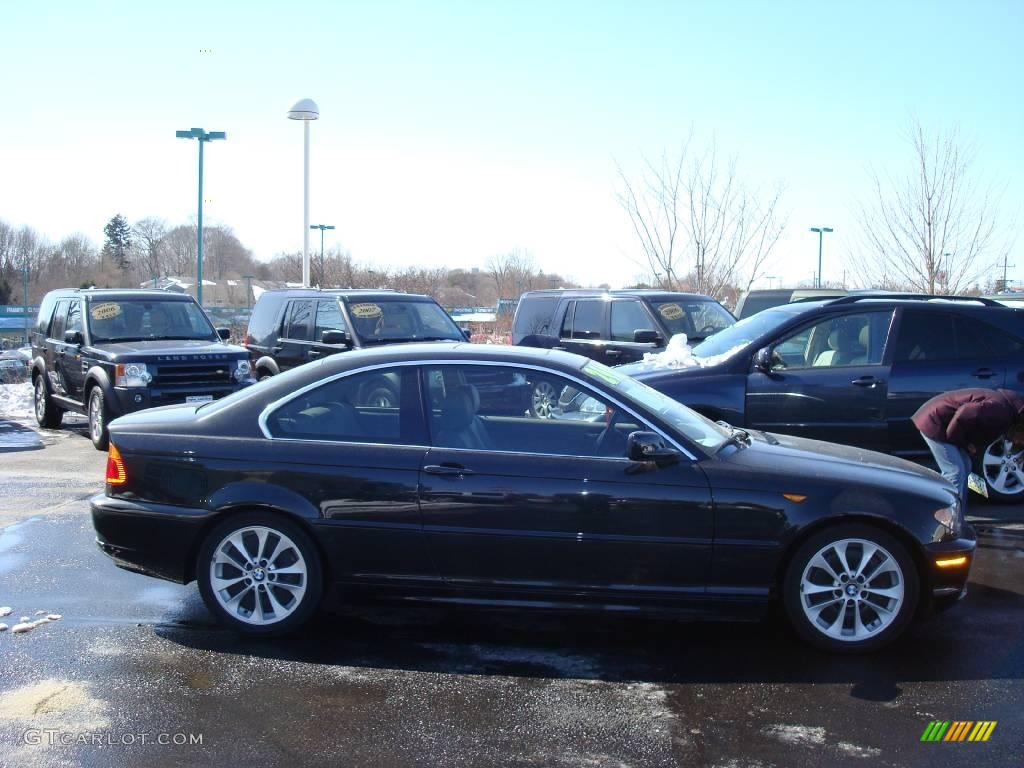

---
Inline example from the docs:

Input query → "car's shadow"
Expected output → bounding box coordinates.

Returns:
[156,563,1024,696]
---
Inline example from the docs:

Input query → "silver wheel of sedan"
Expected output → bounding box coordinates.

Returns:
[530,379,558,419]
[209,525,308,626]
[980,438,1024,500]
[799,538,904,642]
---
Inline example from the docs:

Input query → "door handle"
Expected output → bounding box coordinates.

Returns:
[272,346,283,353]
[423,464,474,477]
[605,349,622,359]
[851,376,880,387]
[308,350,322,359]
[972,368,996,379]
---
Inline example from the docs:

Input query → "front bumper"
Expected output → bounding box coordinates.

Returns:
[90,492,216,584]
[108,382,250,418]
[921,529,976,614]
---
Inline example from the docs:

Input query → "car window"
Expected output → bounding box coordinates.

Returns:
[773,312,891,370]
[562,300,603,340]
[347,299,463,343]
[284,300,314,341]
[64,300,83,335]
[691,306,797,359]
[315,300,346,342]
[893,311,955,362]
[513,295,560,337]
[559,301,576,338]
[86,299,217,342]
[650,300,734,338]
[265,368,407,443]
[610,300,654,342]
[423,364,643,458]
[49,300,69,340]
[954,315,1024,358]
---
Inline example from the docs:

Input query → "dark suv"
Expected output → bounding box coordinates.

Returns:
[31,289,253,450]
[512,289,735,417]
[619,294,1024,500]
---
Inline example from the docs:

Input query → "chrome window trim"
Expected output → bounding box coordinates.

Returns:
[258,359,698,461]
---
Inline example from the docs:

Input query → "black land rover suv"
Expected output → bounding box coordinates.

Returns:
[245,289,469,378]
[31,289,254,450]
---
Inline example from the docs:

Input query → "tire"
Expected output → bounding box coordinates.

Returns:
[782,523,919,653]
[360,378,398,408]
[196,511,323,636]
[34,375,63,429]
[87,386,109,451]
[975,437,1024,504]
[529,378,559,419]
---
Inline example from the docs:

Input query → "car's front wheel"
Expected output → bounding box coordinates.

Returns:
[87,386,109,451]
[34,375,63,429]
[197,512,323,636]
[529,378,559,419]
[976,437,1024,503]
[783,524,919,653]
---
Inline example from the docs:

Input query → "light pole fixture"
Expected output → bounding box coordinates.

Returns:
[310,224,335,287]
[175,127,226,305]
[810,227,834,288]
[288,99,320,288]
[242,274,256,310]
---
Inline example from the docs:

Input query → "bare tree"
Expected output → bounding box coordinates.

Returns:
[133,218,168,282]
[854,119,1007,294]
[617,138,785,299]
[487,250,540,299]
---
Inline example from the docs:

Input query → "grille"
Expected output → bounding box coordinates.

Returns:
[152,362,234,388]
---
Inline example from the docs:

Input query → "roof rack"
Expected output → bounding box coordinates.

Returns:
[826,293,1003,307]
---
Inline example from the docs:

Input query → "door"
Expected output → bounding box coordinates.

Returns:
[310,299,349,360]
[45,300,70,396]
[557,299,610,362]
[746,311,894,452]
[56,299,87,399]
[608,299,662,364]
[887,310,1015,456]
[276,300,315,370]
[418,364,713,600]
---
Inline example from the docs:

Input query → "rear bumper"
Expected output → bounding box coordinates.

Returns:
[90,493,215,583]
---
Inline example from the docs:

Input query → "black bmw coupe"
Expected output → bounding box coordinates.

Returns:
[91,343,975,652]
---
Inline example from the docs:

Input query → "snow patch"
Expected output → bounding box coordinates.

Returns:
[637,333,745,370]
[762,724,827,746]
[837,741,882,758]
[0,381,33,421]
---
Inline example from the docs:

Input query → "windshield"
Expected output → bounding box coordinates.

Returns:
[689,306,797,358]
[581,360,730,452]
[86,298,218,343]
[346,299,463,344]
[650,299,735,339]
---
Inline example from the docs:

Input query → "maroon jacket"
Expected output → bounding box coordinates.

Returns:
[912,388,1024,449]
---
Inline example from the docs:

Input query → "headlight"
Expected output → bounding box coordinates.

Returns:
[934,500,962,538]
[233,359,252,381]
[115,363,151,387]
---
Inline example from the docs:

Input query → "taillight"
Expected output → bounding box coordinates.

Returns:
[106,443,127,486]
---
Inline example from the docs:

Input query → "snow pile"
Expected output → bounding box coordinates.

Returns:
[638,334,744,370]
[0,381,33,421]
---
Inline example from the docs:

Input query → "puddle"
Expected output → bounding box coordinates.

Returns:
[0,516,41,551]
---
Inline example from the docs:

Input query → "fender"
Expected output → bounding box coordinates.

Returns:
[254,355,280,377]
[84,366,121,416]
[209,480,320,521]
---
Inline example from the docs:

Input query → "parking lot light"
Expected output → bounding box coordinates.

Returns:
[176,128,227,305]
[810,227,833,288]
[288,99,320,288]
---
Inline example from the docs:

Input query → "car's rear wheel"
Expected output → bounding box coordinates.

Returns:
[783,524,918,653]
[34,375,63,429]
[529,378,559,419]
[197,512,323,636]
[87,386,109,451]
[976,437,1024,503]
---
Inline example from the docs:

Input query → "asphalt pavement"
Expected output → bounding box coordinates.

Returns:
[1,410,1022,768]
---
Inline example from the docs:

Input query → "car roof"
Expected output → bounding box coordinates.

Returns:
[48,288,196,301]
[258,288,433,301]
[521,289,719,301]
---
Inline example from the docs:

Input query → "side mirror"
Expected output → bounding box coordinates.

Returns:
[627,431,680,468]
[64,330,84,346]
[754,346,773,372]
[633,329,663,345]
[217,327,231,341]
[461,326,472,341]
[321,329,351,346]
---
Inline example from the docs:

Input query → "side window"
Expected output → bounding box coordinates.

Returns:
[774,312,890,369]
[569,300,604,340]
[423,365,643,458]
[894,311,955,362]
[610,300,653,342]
[49,300,69,340]
[64,301,83,335]
[266,368,411,443]
[559,301,576,338]
[315,300,346,342]
[284,300,313,341]
[954,316,1023,358]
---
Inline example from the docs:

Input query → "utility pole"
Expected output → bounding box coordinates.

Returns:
[1002,252,1015,293]
[23,263,29,344]
[810,227,834,288]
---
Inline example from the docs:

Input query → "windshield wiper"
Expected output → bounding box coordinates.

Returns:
[715,420,751,451]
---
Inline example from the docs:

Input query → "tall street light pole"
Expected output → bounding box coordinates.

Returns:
[810,227,833,288]
[176,127,226,306]
[242,274,256,311]
[287,99,320,288]
[310,224,335,287]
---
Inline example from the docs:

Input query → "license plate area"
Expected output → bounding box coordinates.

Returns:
[185,395,214,404]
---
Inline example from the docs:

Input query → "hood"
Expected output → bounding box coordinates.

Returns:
[715,430,955,504]
[87,339,247,359]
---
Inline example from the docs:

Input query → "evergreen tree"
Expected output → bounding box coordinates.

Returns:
[102,214,132,271]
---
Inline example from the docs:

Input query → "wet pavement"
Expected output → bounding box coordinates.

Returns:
[0,414,1022,767]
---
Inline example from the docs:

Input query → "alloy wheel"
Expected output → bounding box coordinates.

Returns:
[89,391,104,443]
[35,378,47,422]
[798,538,904,642]
[209,525,308,626]
[531,380,558,419]
[981,438,1024,497]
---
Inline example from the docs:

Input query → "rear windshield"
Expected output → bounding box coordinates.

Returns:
[86,298,217,343]
[513,295,561,337]
[345,299,463,344]
[649,300,735,340]
[737,293,791,319]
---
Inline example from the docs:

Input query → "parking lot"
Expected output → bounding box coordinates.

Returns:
[0,401,1021,768]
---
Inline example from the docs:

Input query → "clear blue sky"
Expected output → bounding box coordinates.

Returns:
[1,0,1020,288]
